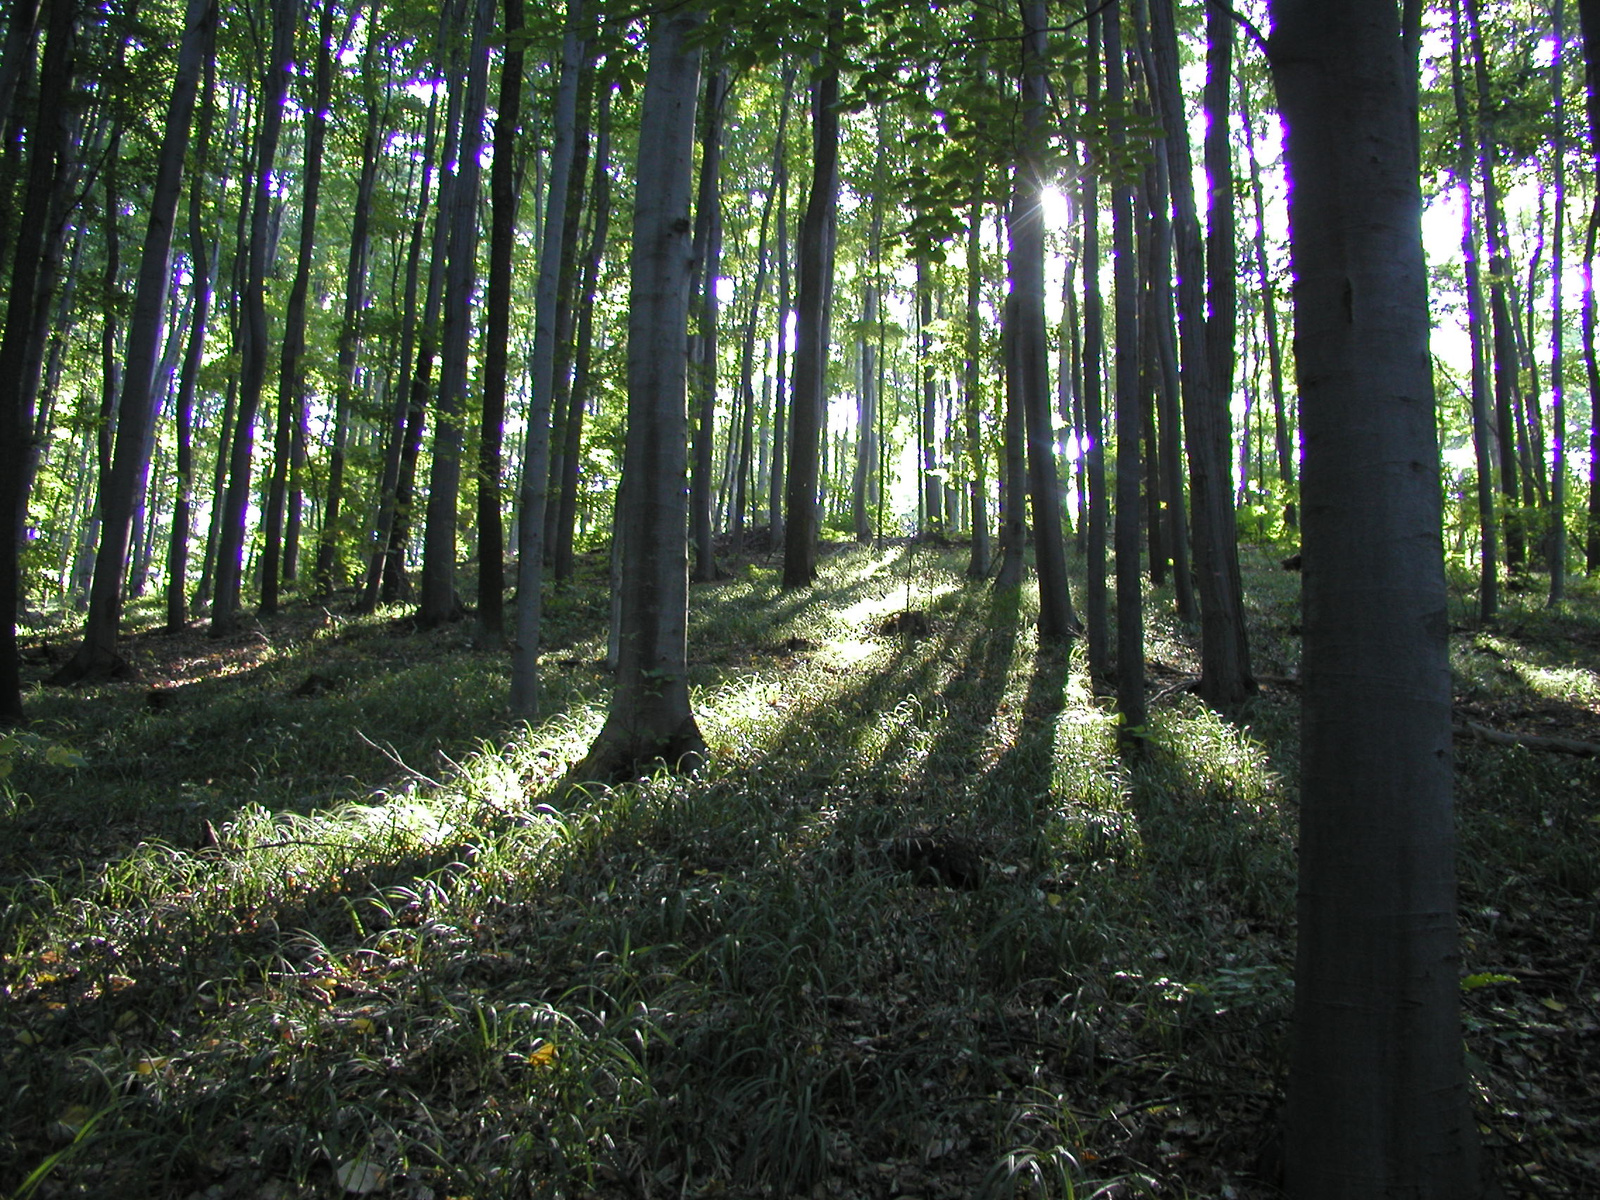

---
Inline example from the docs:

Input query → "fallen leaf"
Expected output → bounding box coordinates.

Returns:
[335,1156,388,1194]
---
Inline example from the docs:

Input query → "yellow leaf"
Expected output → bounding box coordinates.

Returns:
[350,1018,375,1034]
[528,1043,557,1068]
[135,1057,169,1075]
[1542,997,1568,1013]
[15,1029,40,1046]
[115,1011,138,1030]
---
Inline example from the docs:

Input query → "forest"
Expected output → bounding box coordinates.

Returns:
[1,0,1598,1196]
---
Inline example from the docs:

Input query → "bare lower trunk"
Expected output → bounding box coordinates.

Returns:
[1273,3,1481,1192]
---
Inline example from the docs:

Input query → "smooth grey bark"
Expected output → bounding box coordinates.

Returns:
[853,155,880,546]
[575,8,706,779]
[1148,131,1195,620]
[420,0,493,627]
[1106,2,1144,732]
[509,0,586,716]
[1271,2,1482,1194]
[783,24,840,591]
[211,0,298,635]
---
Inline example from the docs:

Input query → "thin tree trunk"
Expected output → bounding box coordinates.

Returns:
[476,0,525,645]
[1548,0,1568,604]
[420,0,494,627]
[316,21,382,596]
[1452,0,1500,620]
[509,0,586,715]
[1240,66,1294,530]
[965,182,990,578]
[212,0,299,635]
[261,0,338,613]
[783,25,840,590]
[690,62,727,581]
[553,71,612,582]
[1107,1,1144,731]
[1080,0,1110,674]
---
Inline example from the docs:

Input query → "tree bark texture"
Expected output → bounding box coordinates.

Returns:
[1272,2,1482,1194]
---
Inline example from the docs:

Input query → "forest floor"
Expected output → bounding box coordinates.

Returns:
[2,541,1597,1199]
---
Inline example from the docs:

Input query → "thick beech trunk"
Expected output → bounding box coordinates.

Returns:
[576,8,706,779]
[1272,3,1482,1194]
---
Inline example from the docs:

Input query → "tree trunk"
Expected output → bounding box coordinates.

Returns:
[1013,0,1076,640]
[211,0,299,635]
[167,60,217,633]
[260,0,337,614]
[0,0,74,719]
[357,91,440,614]
[1107,2,1144,732]
[420,0,494,627]
[1548,0,1567,605]
[1465,0,1525,573]
[1152,0,1254,710]
[965,183,990,579]
[575,7,706,780]
[316,22,383,596]
[690,63,727,582]
[1447,0,1502,621]
[509,0,587,715]
[1579,0,1600,573]
[1081,1,1110,675]
[1239,67,1294,531]
[1271,2,1482,1193]
[553,70,612,582]
[783,24,840,591]
[475,0,526,646]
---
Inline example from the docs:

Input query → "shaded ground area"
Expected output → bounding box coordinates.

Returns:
[2,546,1596,1198]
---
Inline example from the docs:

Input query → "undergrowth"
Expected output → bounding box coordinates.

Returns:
[1,546,1595,1198]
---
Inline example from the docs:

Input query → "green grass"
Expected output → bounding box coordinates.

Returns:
[2,545,1596,1198]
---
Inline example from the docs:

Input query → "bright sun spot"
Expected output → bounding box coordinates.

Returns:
[1041,185,1072,233]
